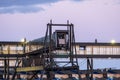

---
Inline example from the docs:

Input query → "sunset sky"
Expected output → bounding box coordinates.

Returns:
[0,0,120,69]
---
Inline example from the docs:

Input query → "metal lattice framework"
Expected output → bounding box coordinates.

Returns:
[42,20,81,79]
[0,21,120,80]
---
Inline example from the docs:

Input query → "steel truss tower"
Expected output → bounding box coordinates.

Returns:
[42,20,81,80]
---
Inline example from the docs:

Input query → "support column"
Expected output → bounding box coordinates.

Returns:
[4,57,7,79]
[87,58,93,80]
[7,45,10,79]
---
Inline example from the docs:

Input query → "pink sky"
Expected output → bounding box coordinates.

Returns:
[0,0,120,42]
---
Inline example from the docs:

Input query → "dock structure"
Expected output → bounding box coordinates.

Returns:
[0,21,120,80]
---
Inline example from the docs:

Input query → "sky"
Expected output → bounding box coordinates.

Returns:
[0,0,120,69]
[0,0,120,42]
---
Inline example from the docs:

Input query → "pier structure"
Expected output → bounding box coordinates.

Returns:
[0,21,120,80]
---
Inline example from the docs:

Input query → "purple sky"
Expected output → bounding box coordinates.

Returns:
[0,0,120,42]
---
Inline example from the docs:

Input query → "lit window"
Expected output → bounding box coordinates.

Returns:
[79,46,86,50]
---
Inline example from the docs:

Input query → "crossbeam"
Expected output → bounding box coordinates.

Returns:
[47,23,73,26]
[16,66,43,72]
[52,54,120,58]
[0,54,119,58]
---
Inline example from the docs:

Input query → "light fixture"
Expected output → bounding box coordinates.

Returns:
[110,39,116,44]
[21,38,26,43]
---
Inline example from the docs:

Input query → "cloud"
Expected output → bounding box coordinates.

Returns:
[0,0,59,14]
[0,5,44,14]
[0,0,120,14]
[0,0,59,7]
[0,0,84,14]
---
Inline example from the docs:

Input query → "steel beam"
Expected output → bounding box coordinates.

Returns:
[0,54,25,57]
[50,54,120,58]
[47,23,73,26]
[0,54,120,58]
[16,66,43,72]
